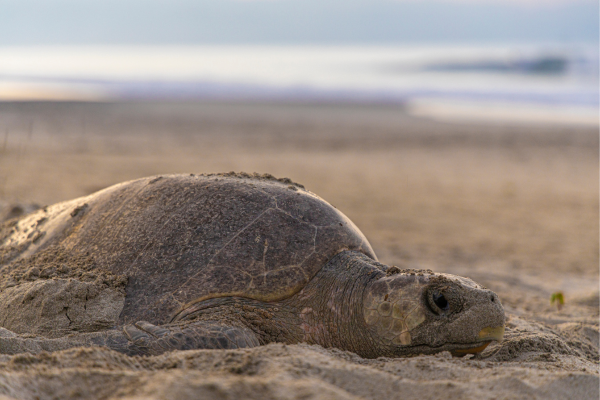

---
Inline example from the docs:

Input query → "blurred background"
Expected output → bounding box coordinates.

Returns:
[0,0,598,312]
[0,0,598,124]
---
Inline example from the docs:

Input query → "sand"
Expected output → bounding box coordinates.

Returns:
[0,101,598,399]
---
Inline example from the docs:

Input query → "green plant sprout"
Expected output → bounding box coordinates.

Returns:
[551,292,564,311]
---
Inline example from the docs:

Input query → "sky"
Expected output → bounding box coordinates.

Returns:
[0,0,597,45]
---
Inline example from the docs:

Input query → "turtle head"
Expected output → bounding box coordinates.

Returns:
[362,269,505,357]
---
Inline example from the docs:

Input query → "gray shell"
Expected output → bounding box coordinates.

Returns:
[0,173,376,326]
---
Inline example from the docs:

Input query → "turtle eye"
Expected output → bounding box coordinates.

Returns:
[428,290,450,314]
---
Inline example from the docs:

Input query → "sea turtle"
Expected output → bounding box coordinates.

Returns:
[0,173,504,358]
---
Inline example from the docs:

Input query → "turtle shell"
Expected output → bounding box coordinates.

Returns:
[2,173,376,325]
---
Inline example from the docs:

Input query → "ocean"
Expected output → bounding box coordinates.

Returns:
[0,44,597,124]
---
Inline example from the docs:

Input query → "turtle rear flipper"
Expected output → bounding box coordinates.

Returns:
[0,321,260,356]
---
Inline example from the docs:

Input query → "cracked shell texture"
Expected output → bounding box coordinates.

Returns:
[2,174,376,325]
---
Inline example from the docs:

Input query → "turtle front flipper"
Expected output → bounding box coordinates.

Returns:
[0,322,260,356]
[120,321,260,355]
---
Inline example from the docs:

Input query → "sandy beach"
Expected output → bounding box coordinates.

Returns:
[0,101,598,399]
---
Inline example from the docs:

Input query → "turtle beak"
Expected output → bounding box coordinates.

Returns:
[451,326,505,356]
[452,342,492,355]
[478,326,505,342]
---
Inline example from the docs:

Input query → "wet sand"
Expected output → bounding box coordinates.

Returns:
[0,101,598,399]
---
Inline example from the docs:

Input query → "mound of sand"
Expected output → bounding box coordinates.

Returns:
[0,338,597,400]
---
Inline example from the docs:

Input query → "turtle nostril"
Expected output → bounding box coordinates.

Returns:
[490,294,495,303]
